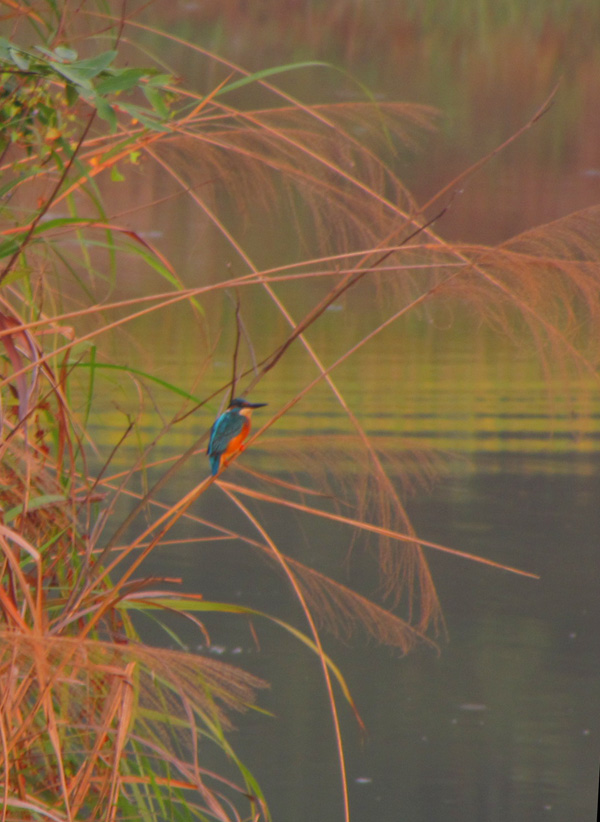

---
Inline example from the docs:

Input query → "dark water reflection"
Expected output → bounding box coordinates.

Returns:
[129,440,599,822]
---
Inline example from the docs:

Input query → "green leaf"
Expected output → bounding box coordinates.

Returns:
[0,237,21,259]
[54,46,78,61]
[215,60,329,97]
[52,63,94,90]
[142,84,169,119]
[82,344,96,428]
[4,494,67,524]
[111,165,125,182]
[34,45,59,59]
[94,95,117,132]
[95,68,147,96]
[121,239,204,314]
[145,73,173,87]
[50,50,118,90]
[32,216,96,234]
[68,49,117,78]
[65,81,79,106]
[71,363,203,402]
[9,48,29,71]
[118,103,171,132]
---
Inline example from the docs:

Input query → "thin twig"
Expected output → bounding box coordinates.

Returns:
[417,83,560,217]
[253,201,451,382]
[227,290,242,403]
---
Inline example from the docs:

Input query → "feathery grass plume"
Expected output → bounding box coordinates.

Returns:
[0,629,267,820]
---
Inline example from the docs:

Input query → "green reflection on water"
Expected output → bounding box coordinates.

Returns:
[84,310,600,475]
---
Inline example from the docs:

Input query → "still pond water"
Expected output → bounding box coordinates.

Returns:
[89,4,600,821]
[95,338,600,822]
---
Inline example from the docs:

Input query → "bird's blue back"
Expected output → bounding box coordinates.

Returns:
[207,408,246,475]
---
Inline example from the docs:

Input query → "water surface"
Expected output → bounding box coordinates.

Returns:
[86,4,600,820]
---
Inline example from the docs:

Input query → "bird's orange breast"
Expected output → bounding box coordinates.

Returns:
[222,416,251,457]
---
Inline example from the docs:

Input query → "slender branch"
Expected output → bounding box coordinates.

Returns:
[227,290,242,403]
[254,201,451,382]
[417,83,560,217]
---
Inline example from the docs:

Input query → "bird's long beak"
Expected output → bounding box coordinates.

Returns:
[243,401,267,408]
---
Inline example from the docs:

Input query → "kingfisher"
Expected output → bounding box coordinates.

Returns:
[207,397,267,476]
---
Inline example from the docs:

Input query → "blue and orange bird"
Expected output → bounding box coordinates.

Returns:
[207,397,267,476]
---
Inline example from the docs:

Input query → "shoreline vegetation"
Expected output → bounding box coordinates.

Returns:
[1,3,599,820]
